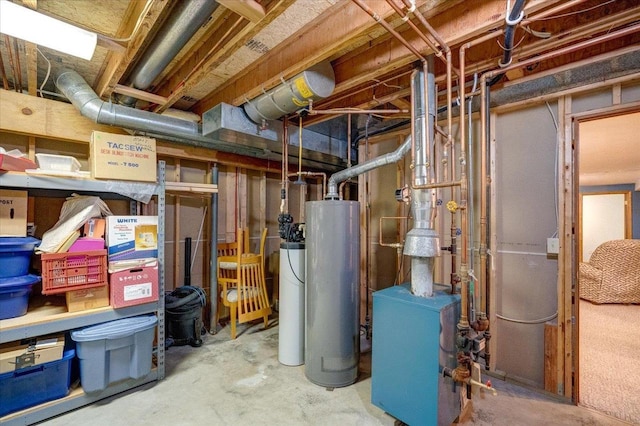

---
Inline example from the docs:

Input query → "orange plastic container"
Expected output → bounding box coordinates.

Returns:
[41,250,107,295]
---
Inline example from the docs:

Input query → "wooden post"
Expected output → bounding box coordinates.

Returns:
[544,321,559,393]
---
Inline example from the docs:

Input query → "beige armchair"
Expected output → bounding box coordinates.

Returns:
[579,239,640,304]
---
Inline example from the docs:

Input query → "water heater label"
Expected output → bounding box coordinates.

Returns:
[294,77,313,98]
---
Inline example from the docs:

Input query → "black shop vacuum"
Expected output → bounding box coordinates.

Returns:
[165,285,206,348]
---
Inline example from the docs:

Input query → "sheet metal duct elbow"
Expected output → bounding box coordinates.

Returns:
[325,135,412,199]
[243,61,335,124]
[56,69,200,138]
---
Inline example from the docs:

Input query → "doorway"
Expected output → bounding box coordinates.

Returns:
[574,109,640,424]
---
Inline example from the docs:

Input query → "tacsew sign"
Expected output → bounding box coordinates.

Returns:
[90,131,157,182]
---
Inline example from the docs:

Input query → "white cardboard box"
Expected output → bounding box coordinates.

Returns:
[106,216,158,262]
[0,189,28,237]
[90,131,157,182]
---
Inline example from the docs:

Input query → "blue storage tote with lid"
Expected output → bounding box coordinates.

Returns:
[71,315,157,392]
[0,349,75,416]
[0,274,41,320]
[0,237,40,278]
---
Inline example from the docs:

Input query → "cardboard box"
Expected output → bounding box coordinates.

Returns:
[0,334,65,373]
[0,189,28,237]
[106,216,158,262]
[83,218,106,239]
[90,131,157,182]
[66,284,110,312]
[110,262,159,308]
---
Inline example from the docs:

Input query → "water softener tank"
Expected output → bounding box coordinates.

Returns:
[278,242,305,366]
[305,200,360,387]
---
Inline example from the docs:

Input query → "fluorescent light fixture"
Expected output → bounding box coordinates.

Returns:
[0,0,97,60]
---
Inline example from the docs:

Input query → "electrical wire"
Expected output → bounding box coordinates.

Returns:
[545,101,559,238]
[526,0,616,22]
[36,48,50,98]
[496,311,558,324]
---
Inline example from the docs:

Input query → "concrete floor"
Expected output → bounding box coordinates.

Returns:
[43,320,630,426]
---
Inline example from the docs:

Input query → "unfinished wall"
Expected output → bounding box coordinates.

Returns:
[494,103,559,388]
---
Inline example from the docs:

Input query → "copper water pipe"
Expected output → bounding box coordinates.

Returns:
[308,108,408,115]
[474,19,640,337]
[521,0,589,24]
[0,53,9,90]
[352,0,427,62]
[484,23,639,81]
[385,0,444,62]
[288,172,327,198]
[400,0,448,51]
[456,0,594,321]
[281,117,289,215]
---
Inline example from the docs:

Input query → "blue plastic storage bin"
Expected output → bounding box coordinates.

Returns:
[0,274,40,320]
[0,349,74,416]
[0,237,40,278]
[71,315,157,392]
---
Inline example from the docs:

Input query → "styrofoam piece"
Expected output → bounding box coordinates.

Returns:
[35,153,81,172]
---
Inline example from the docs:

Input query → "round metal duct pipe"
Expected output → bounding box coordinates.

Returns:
[119,0,219,106]
[243,61,335,124]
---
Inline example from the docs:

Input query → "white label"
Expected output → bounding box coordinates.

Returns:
[35,338,59,349]
[123,282,152,301]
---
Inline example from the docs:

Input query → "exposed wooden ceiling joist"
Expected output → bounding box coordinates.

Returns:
[94,0,171,98]
[330,0,565,103]
[217,0,266,23]
[152,0,296,113]
[190,0,445,115]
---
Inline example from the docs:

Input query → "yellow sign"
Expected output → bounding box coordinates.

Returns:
[294,77,314,98]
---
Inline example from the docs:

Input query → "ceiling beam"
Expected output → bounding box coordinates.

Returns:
[19,0,38,96]
[0,89,281,173]
[193,0,563,116]
[94,0,170,98]
[190,0,450,115]
[152,0,296,113]
[330,0,564,99]
[217,0,266,23]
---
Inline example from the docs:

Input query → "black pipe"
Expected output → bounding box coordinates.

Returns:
[352,119,410,148]
[185,237,192,286]
[210,164,219,333]
[488,0,527,87]
[483,81,492,371]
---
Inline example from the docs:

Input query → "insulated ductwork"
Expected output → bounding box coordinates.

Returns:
[119,0,219,106]
[56,69,347,171]
[243,61,336,124]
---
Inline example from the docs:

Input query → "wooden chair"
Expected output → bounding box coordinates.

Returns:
[217,228,271,339]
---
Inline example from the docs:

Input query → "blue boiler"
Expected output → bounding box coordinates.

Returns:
[371,284,461,425]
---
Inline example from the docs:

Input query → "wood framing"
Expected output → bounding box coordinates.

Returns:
[94,0,170,98]
[217,0,266,23]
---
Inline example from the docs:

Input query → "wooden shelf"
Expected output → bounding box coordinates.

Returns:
[0,294,158,343]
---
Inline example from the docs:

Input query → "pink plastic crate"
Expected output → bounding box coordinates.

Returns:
[41,250,107,295]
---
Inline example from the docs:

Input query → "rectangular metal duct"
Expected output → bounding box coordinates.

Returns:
[203,103,347,171]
